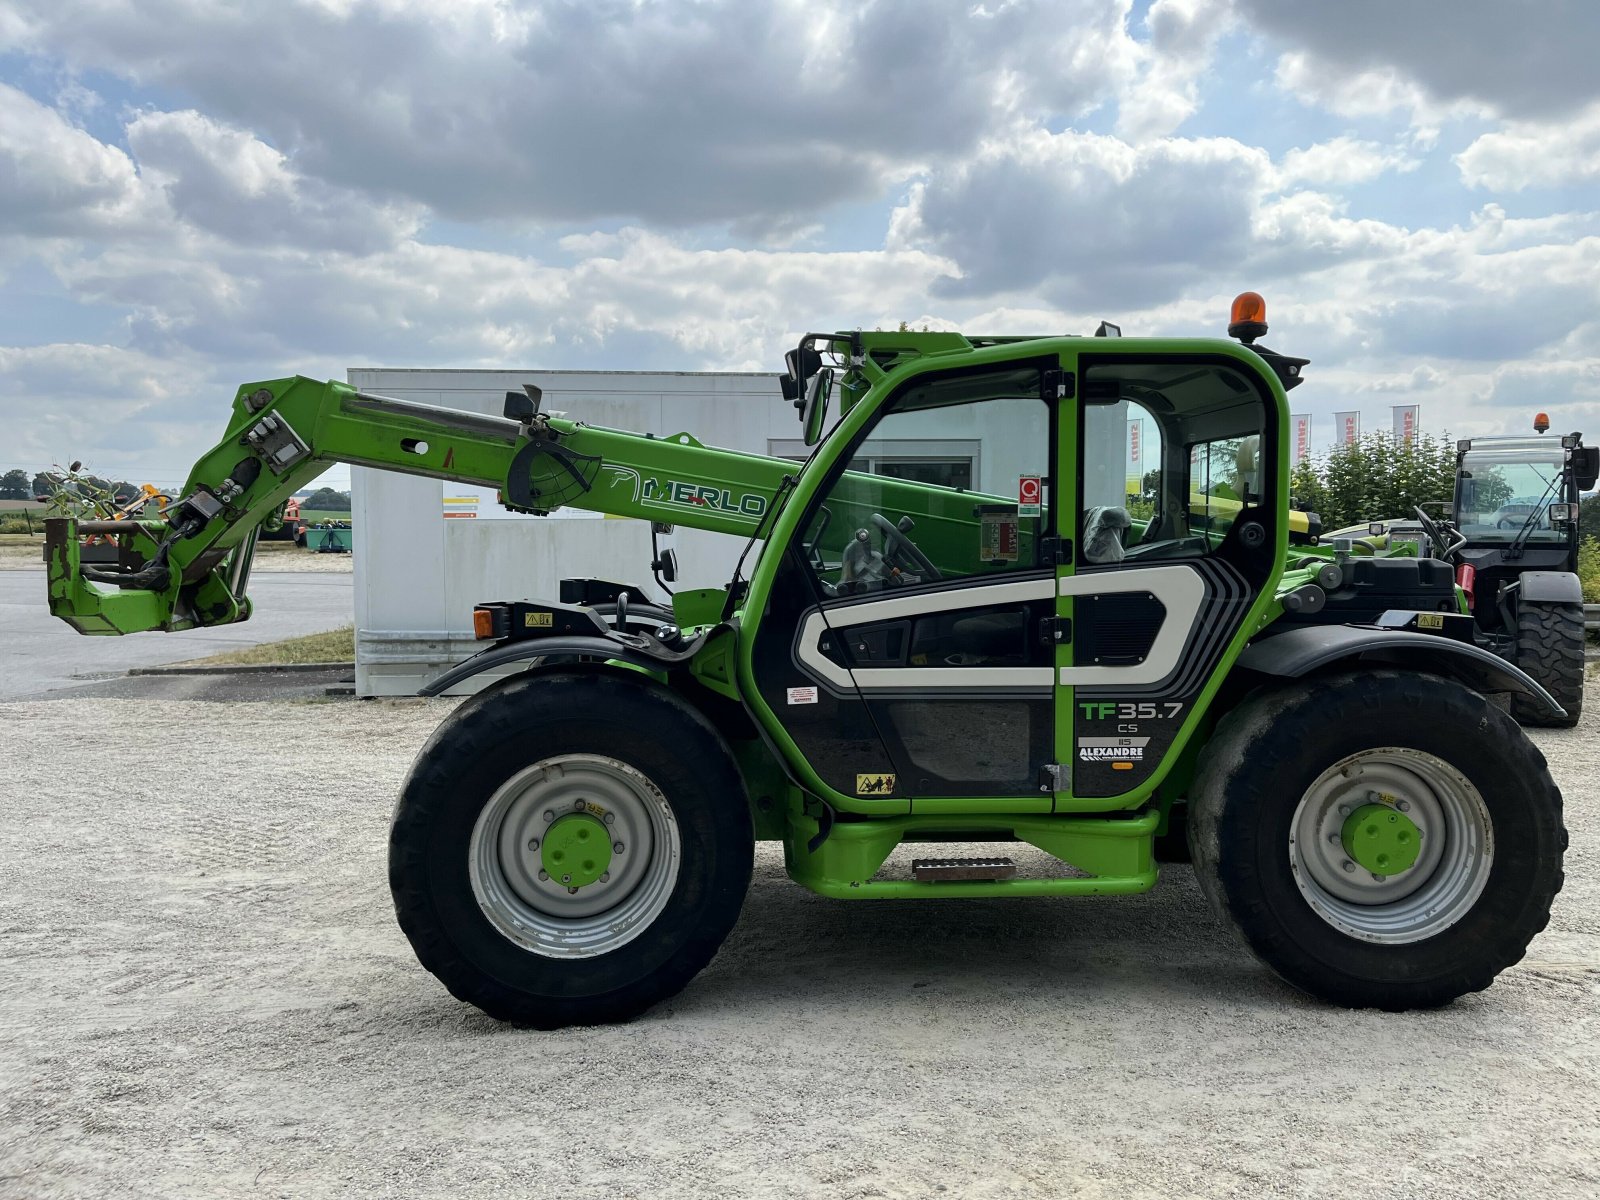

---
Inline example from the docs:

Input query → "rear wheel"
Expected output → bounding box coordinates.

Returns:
[1510,601,1584,728]
[1191,670,1565,1010]
[390,670,753,1026]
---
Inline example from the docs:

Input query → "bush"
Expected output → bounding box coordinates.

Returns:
[1578,536,1600,605]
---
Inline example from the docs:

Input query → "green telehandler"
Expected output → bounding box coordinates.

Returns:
[44,294,1567,1024]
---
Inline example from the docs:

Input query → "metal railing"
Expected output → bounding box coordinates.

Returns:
[1586,604,1600,634]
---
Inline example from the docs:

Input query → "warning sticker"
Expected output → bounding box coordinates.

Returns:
[1018,475,1042,517]
[524,611,553,628]
[979,506,1019,563]
[855,773,897,796]
[787,686,818,705]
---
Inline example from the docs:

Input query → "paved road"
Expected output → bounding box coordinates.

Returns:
[0,569,353,700]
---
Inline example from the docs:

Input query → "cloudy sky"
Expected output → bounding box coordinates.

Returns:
[2,0,1597,491]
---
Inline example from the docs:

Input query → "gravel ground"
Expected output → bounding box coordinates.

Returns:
[0,687,1595,1199]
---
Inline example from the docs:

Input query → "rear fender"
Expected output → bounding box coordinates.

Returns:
[1237,625,1565,719]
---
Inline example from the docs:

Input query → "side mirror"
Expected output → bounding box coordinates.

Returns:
[785,347,823,411]
[801,367,834,446]
[1570,445,1599,491]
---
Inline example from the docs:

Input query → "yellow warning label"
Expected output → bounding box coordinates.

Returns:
[1417,612,1444,629]
[524,612,554,628]
[856,773,897,796]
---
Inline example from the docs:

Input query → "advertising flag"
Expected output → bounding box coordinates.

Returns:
[1335,410,1360,446]
[1292,413,1312,464]
[1393,404,1419,443]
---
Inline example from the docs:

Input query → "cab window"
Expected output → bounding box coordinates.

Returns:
[801,366,1052,596]
[1079,360,1270,564]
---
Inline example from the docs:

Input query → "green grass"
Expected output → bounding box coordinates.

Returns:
[181,626,355,666]
[298,509,352,523]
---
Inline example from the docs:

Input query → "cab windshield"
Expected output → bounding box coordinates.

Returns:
[1455,439,1567,542]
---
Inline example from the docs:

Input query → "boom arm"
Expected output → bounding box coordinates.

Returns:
[46,376,794,635]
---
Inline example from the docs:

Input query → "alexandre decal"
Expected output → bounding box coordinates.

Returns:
[1077,736,1150,764]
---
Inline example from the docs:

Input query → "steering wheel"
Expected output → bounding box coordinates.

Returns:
[869,512,942,581]
[1413,506,1452,560]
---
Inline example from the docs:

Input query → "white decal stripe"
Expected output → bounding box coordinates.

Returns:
[795,577,1055,692]
[1057,565,1206,686]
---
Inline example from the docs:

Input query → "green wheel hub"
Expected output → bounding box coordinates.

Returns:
[540,814,613,888]
[1341,803,1421,877]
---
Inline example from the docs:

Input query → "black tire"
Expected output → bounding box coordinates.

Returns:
[1190,669,1565,1010]
[389,670,753,1027]
[1510,601,1584,728]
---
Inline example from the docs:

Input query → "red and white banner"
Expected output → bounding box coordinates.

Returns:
[1393,404,1419,443]
[1292,413,1311,464]
[1335,410,1360,446]
[1129,420,1141,465]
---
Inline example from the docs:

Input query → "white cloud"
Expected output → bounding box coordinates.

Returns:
[1455,102,1600,192]
[1240,1,1600,122]
[1116,0,1237,141]
[0,83,149,237]
[3,0,1147,230]
[1277,136,1417,188]
[126,109,423,253]
[891,128,1271,307]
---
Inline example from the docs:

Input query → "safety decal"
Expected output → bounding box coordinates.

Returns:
[1417,612,1444,629]
[1018,474,1042,517]
[855,773,897,795]
[524,611,554,628]
[787,685,818,705]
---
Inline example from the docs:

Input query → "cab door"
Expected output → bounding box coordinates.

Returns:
[753,355,1067,810]
[1063,352,1278,804]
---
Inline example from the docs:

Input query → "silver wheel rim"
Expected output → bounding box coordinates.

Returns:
[1288,747,1493,945]
[468,753,681,959]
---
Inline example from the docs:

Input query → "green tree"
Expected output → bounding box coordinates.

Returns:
[304,487,352,511]
[31,472,53,499]
[1579,494,1600,542]
[1305,431,1457,529]
[0,469,29,500]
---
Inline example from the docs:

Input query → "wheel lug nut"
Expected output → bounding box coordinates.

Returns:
[543,810,555,823]
[1338,805,1351,817]
[599,872,610,883]
[1341,860,1355,873]
[527,838,539,851]
[1371,873,1385,882]
[1397,800,1410,812]
[613,842,625,853]
[567,887,579,895]
[1327,833,1340,845]
[537,869,549,881]
[604,813,616,825]
[574,800,585,812]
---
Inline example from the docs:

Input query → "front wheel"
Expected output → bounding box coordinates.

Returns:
[390,670,753,1027]
[1510,601,1584,728]
[1191,670,1565,1010]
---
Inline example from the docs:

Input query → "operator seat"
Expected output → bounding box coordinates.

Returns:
[1082,506,1131,564]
